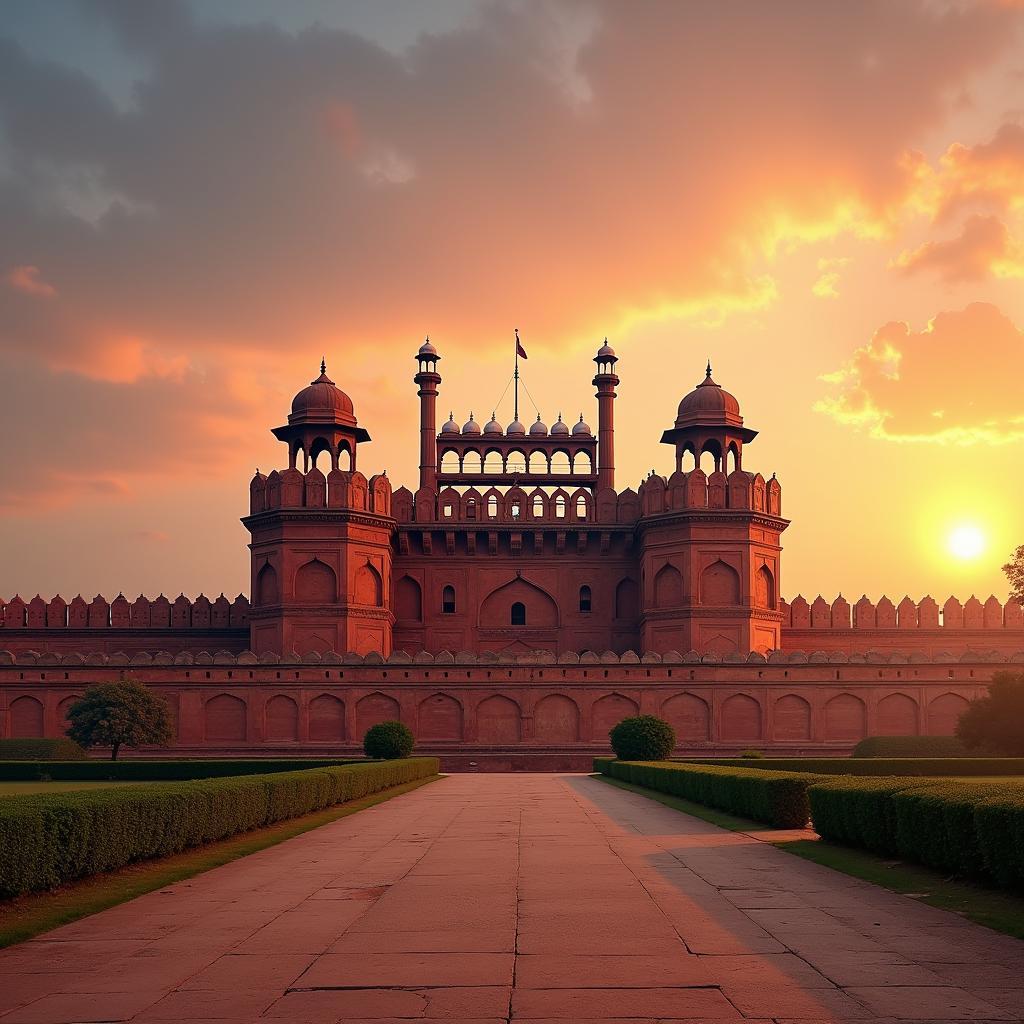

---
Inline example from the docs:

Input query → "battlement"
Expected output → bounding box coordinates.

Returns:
[781,594,1024,630]
[248,469,392,516]
[389,468,782,527]
[0,593,250,630]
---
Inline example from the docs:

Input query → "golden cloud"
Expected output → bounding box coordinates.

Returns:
[891,213,1024,281]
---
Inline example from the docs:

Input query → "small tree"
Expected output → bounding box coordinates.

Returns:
[1004,545,1024,605]
[956,670,1024,756]
[364,720,414,760]
[609,715,676,761]
[65,676,173,760]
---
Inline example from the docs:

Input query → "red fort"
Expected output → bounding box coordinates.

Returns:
[1,341,1021,766]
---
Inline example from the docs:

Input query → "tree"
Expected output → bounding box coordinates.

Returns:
[1004,545,1024,605]
[609,715,676,761]
[65,676,173,760]
[956,670,1024,756]
[363,720,414,760]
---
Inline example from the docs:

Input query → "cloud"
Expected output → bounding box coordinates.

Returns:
[891,213,1024,281]
[0,0,1019,508]
[817,302,1024,444]
[5,264,57,297]
[812,257,850,299]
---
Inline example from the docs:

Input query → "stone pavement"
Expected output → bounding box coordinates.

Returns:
[1,773,1023,1023]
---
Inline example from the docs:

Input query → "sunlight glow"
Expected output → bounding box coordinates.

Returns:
[947,524,987,561]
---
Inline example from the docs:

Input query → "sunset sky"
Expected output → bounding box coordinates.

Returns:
[2,0,1024,607]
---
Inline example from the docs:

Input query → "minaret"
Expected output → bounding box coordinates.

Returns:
[592,340,619,491]
[414,337,441,492]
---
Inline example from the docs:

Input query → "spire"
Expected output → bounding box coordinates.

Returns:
[321,356,327,376]
[705,359,712,379]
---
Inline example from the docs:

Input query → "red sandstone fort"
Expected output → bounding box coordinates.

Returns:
[2,341,1022,764]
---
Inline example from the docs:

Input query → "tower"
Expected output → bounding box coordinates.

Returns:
[414,338,441,492]
[638,364,788,655]
[243,361,395,657]
[592,340,619,492]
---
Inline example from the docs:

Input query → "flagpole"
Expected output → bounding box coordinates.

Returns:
[514,328,520,422]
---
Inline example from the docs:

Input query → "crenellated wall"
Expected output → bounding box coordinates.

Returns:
[781,594,1024,656]
[249,467,392,515]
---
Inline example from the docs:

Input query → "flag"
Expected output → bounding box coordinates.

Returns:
[515,328,528,360]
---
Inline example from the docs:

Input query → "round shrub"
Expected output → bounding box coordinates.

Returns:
[739,749,765,759]
[363,720,415,760]
[609,715,676,761]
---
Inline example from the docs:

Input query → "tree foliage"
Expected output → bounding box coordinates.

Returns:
[65,676,173,760]
[609,715,676,761]
[363,720,415,760]
[956,671,1024,756]
[1004,545,1024,605]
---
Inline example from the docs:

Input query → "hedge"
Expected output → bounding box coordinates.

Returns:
[0,758,364,782]
[679,757,1024,777]
[852,735,970,758]
[0,757,439,897]
[808,776,1024,886]
[594,758,820,828]
[0,739,86,761]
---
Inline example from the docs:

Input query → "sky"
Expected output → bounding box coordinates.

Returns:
[1,0,1024,607]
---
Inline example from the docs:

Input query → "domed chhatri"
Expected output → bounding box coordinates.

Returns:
[483,413,503,436]
[462,412,482,436]
[674,361,742,427]
[506,419,526,437]
[418,336,438,357]
[550,413,570,436]
[289,359,356,423]
[440,412,459,435]
[529,414,548,437]
[572,414,592,437]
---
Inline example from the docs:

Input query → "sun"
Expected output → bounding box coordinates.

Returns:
[947,524,986,561]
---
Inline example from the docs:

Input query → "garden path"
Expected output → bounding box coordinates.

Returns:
[1,773,1023,1023]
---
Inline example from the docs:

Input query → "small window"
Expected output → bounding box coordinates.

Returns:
[532,494,544,517]
[576,496,588,520]
[511,500,521,519]
[555,495,566,519]
[487,494,498,518]
[511,601,526,626]
[443,504,453,518]
[466,498,477,520]
[442,585,456,614]
[579,585,592,613]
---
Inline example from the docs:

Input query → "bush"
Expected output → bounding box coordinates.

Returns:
[957,671,1024,756]
[65,677,173,759]
[852,736,970,758]
[0,757,439,897]
[0,739,86,761]
[739,749,765,759]
[364,721,415,760]
[678,757,1024,776]
[0,758,361,782]
[609,716,676,761]
[594,757,818,828]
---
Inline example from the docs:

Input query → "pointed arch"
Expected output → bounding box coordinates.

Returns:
[477,695,522,743]
[825,694,867,742]
[614,577,639,619]
[927,693,969,735]
[354,562,383,606]
[534,694,580,742]
[10,696,44,738]
[480,577,558,629]
[661,693,708,742]
[356,692,400,736]
[701,560,740,605]
[295,559,337,603]
[592,693,639,741]
[309,695,346,742]
[205,694,247,742]
[654,563,683,607]
[256,562,279,605]
[418,692,463,740]
[265,695,299,742]
[721,694,762,741]
[773,694,811,741]
[395,575,422,622]
[755,565,776,609]
[877,693,918,736]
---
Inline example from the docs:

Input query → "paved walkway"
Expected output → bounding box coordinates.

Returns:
[1,774,1023,1023]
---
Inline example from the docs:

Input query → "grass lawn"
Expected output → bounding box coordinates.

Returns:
[595,774,1024,941]
[0,781,145,796]
[0,774,440,949]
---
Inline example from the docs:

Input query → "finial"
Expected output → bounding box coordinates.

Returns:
[705,359,712,379]
[536,413,541,421]
[469,411,475,421]
[492,411,496,420]
[321,356,327,375]
[579,413,584,422]
[557,412,563,421]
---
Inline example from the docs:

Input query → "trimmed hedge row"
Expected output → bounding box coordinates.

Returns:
[0,758,363,782]
[0,757,439,897]
[0,739,86,761]
[679,757,1024,777]
[808,776,1024,887]
[852,735,969,758]
[594,758,820,828]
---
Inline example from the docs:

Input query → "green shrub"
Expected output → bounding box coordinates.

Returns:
[594,757,817,828]
[363,721,415,760]
[957,671,1024,756]
[974,791,1024,887]
[0,758,361,782]
[0,758,439,897]
[0,739,86,761]
[609,716,676,761]
[678,757,1024,776]
[852,736,970,758]
[739,749,765,759]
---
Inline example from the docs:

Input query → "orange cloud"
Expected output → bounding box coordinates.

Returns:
[891,213,1024,281]
[817,302,1024,444]
[5,265,56,298]
[931,122,1024,222]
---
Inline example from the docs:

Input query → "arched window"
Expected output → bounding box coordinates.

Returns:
[532,494,544,518]
[554,495,566,518]
[442,585,456,614]
[466,498,478,520]
[510,498,521,519]
[576,495,587,519]
[487,494,499,518]
[511,601,526,626]
[579,585,592,613]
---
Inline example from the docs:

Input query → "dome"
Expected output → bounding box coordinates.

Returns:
[596,339,616,359]
[675,362,741,425]
[418,336,437,357]
[571,414,591,436]
[462,412,481,436]
[483,412,503,436]
[440,412,459,435]
[529,414,548,436]
[506,418,526,437]
[290,360,355,421]
[550,413,570,436]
